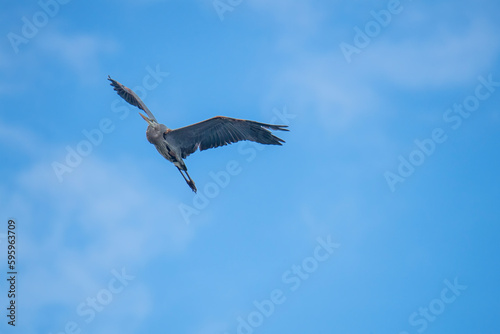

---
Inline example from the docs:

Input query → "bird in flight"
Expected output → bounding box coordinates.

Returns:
[108,76,288,193]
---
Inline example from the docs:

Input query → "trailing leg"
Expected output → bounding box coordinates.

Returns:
[177,168,197,193]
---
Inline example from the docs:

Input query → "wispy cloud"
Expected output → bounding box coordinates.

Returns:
[36,30,118,83]
[2,153,194,332]
[0,119,43,156]
[356,20,500,88]
[263,52,382,133]
[248,0,325,29]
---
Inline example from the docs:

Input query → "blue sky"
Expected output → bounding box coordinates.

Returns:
[1,0,500,333]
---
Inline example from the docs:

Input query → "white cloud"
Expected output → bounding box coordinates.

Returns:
[18,156,193,258]
[259,5,500,134]
[248,0,325,29]
[0,119,43,156]
[263,52,382,133]
[356,19,500,87]
[0,46,26,95]
[1,153,194,333]
[36,30,118,83]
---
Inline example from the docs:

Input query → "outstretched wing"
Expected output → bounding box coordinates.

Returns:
[108,76,157,122]
[164,116,289,158]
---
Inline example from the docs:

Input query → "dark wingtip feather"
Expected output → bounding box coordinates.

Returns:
[108,76,117,85]
[259,123,289,132]
[276,125,290,132]
[254,122,288,145]
[108,77,121,91]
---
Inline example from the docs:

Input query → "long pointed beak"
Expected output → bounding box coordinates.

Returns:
[139,112,153,125]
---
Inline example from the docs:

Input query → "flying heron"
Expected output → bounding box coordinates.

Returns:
[108,76,288,193]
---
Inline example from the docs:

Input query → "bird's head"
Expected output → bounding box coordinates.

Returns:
[140,112,167,144]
